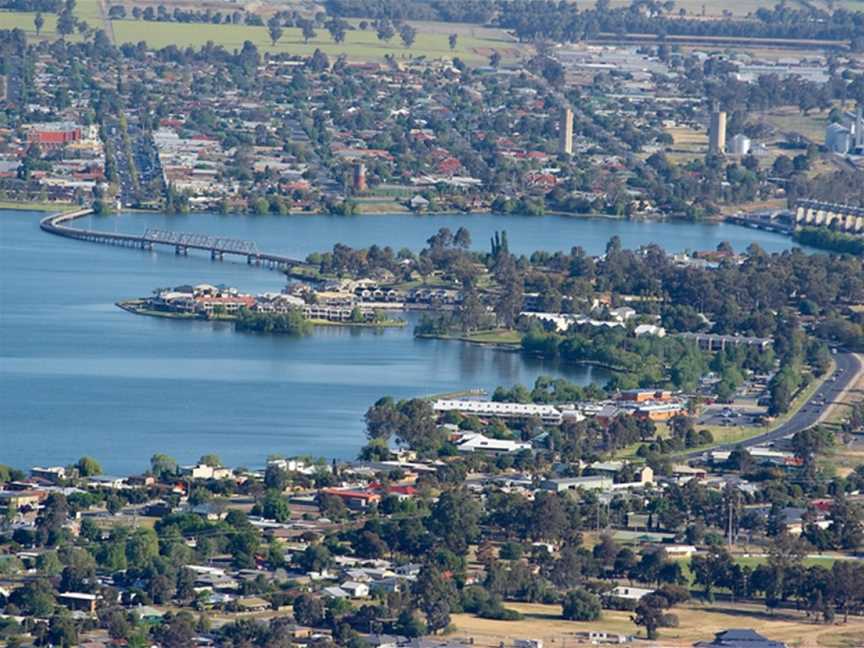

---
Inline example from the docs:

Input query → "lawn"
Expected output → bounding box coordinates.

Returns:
[449,600,864,647]
[110,20,517,63]
[464,328,522,345]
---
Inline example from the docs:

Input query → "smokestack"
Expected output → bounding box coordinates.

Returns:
[857,104,864,151]
[709,103,727,155]
[560,107,574,155]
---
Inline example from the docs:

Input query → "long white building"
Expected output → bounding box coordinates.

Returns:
[433,399,584,425]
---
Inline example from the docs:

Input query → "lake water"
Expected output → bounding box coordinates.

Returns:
[0,210,802,473]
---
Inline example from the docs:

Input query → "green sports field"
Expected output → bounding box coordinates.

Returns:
[110,20,518,62]
[0,0,103,38]
[0,8,522,63]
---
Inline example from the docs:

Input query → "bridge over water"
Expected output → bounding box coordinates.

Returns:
[40,208,303,268]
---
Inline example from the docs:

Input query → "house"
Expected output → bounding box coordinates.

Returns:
[634,324,666,337]
[133,605,165,622]
[340,581,370,598]
[30,466,66,483]
[87,475,126,489]
[589,461,653,485]
[606,586,654,602]
[0,490,46,510]
[541,476,614,493]
[369,576,407,594]
[672,465,707,482]
[664,544,698,559]
[320,488,381,510]
[322,586,349,599]
[237,597,270,612]
[58,592,98,614]
[409,195,430,210]
[609,306,636,321]
[694,629,787,648]
[181,464,233,480]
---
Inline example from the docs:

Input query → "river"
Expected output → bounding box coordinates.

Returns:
[0,209,803,473]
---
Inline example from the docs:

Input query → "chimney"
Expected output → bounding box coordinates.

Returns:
[857,104,864,150]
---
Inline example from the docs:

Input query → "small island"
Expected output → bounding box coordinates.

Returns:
[118,282,405,334]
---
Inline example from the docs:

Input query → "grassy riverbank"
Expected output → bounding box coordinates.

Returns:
[0,200,77,212]
[416,328,522,347]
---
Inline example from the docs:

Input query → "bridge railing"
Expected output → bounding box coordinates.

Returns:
[143,228,258,254]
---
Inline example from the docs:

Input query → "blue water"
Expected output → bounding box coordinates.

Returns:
[0,210,802,473]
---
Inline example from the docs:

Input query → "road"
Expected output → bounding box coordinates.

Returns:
[685,351,861,459]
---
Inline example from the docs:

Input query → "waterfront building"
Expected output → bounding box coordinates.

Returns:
[433,399,574,425]
[676,332,771,351]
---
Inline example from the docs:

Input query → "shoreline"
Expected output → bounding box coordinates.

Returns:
[116,300,406,329]
[4,200,739,227]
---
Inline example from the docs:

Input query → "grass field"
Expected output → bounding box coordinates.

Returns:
[664,124,709,163]
[0,11,63,37]
[757,106,832,143]
[2,9,522,63]
[109,20,518,62]
[0,0,103,38]
[607,0,794,16]
[450,600,864,647]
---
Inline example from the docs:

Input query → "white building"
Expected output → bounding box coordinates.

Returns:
[434,399,571,425]
[825,108,864,155]
[826,122,854,154]
[728,133,751,156]
[607,585,654,601]
[455,433,532,456]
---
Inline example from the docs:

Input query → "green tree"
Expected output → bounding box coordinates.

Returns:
[426,489,481,554]
[198,454,222,467]
[150,453,178,480]
[268,22,283,46]
[399,24,417,48]
[690,546,733,602]
[300,19,316,43]
[57,9,75,37]
[76,456,102,477]
[562,588,602,621]
[292,594,324,626]
[34,12,44,35]
[261,490,291,523]
[413,565,455,634]
[632,593,668,640]
[9,579,56,617]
